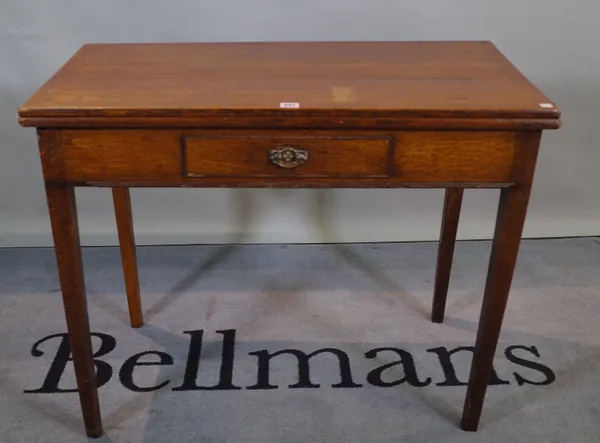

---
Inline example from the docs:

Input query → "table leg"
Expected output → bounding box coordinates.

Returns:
[112,187,143,328]
[45,185,103,438]
[432,188,464,323]
[460,183,533,431]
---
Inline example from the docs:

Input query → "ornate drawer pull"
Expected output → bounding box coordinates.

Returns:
[269,146,309,169]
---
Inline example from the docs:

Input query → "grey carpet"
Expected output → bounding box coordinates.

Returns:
[1,238,599,442]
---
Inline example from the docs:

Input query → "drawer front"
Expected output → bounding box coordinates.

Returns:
[39,129,518,186]
[183,136,393,178]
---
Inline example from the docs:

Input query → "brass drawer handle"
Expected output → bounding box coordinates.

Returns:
[269,146,309,169]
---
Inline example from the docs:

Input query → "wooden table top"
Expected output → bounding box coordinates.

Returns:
[19,41,560,128]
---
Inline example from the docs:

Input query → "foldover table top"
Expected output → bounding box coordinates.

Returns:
[19,41,560,128]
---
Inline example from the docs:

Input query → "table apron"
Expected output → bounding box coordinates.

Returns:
[37,128,535,187]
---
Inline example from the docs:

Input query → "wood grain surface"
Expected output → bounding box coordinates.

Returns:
[39,129,519,188]
[183,135,392,178]
[44,185,103,438]
[19,41,560,129]
[37,129,518,185]
[432,188,464,323]
[461,131,542,431]
[112,188,143,328]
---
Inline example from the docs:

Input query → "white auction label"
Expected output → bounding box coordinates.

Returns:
[539,103,554,108]
[280,102,300,108]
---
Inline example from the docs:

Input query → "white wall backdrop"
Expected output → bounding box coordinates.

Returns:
[1,1,599,247]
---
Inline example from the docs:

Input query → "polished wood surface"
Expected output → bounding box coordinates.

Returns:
[37,129,516,186]
[183,135,392,178]
[112,188,143,328]
[394,131,516,183]
[19,41,559,129]
[44,185,103,438]
[432,188,464,323]
[20,41,561,438]
[461,131,541,431]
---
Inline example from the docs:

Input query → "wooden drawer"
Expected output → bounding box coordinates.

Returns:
[182,136,393,178]
[39,129,519,186]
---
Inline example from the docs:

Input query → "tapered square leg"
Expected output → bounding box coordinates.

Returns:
[112,187,143,328]
[461,132,541,431]
[45,185,103,438]
[460,185,531,430]
[432,188,464,323]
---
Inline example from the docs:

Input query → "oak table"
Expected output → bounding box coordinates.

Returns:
[19,41,560,438]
